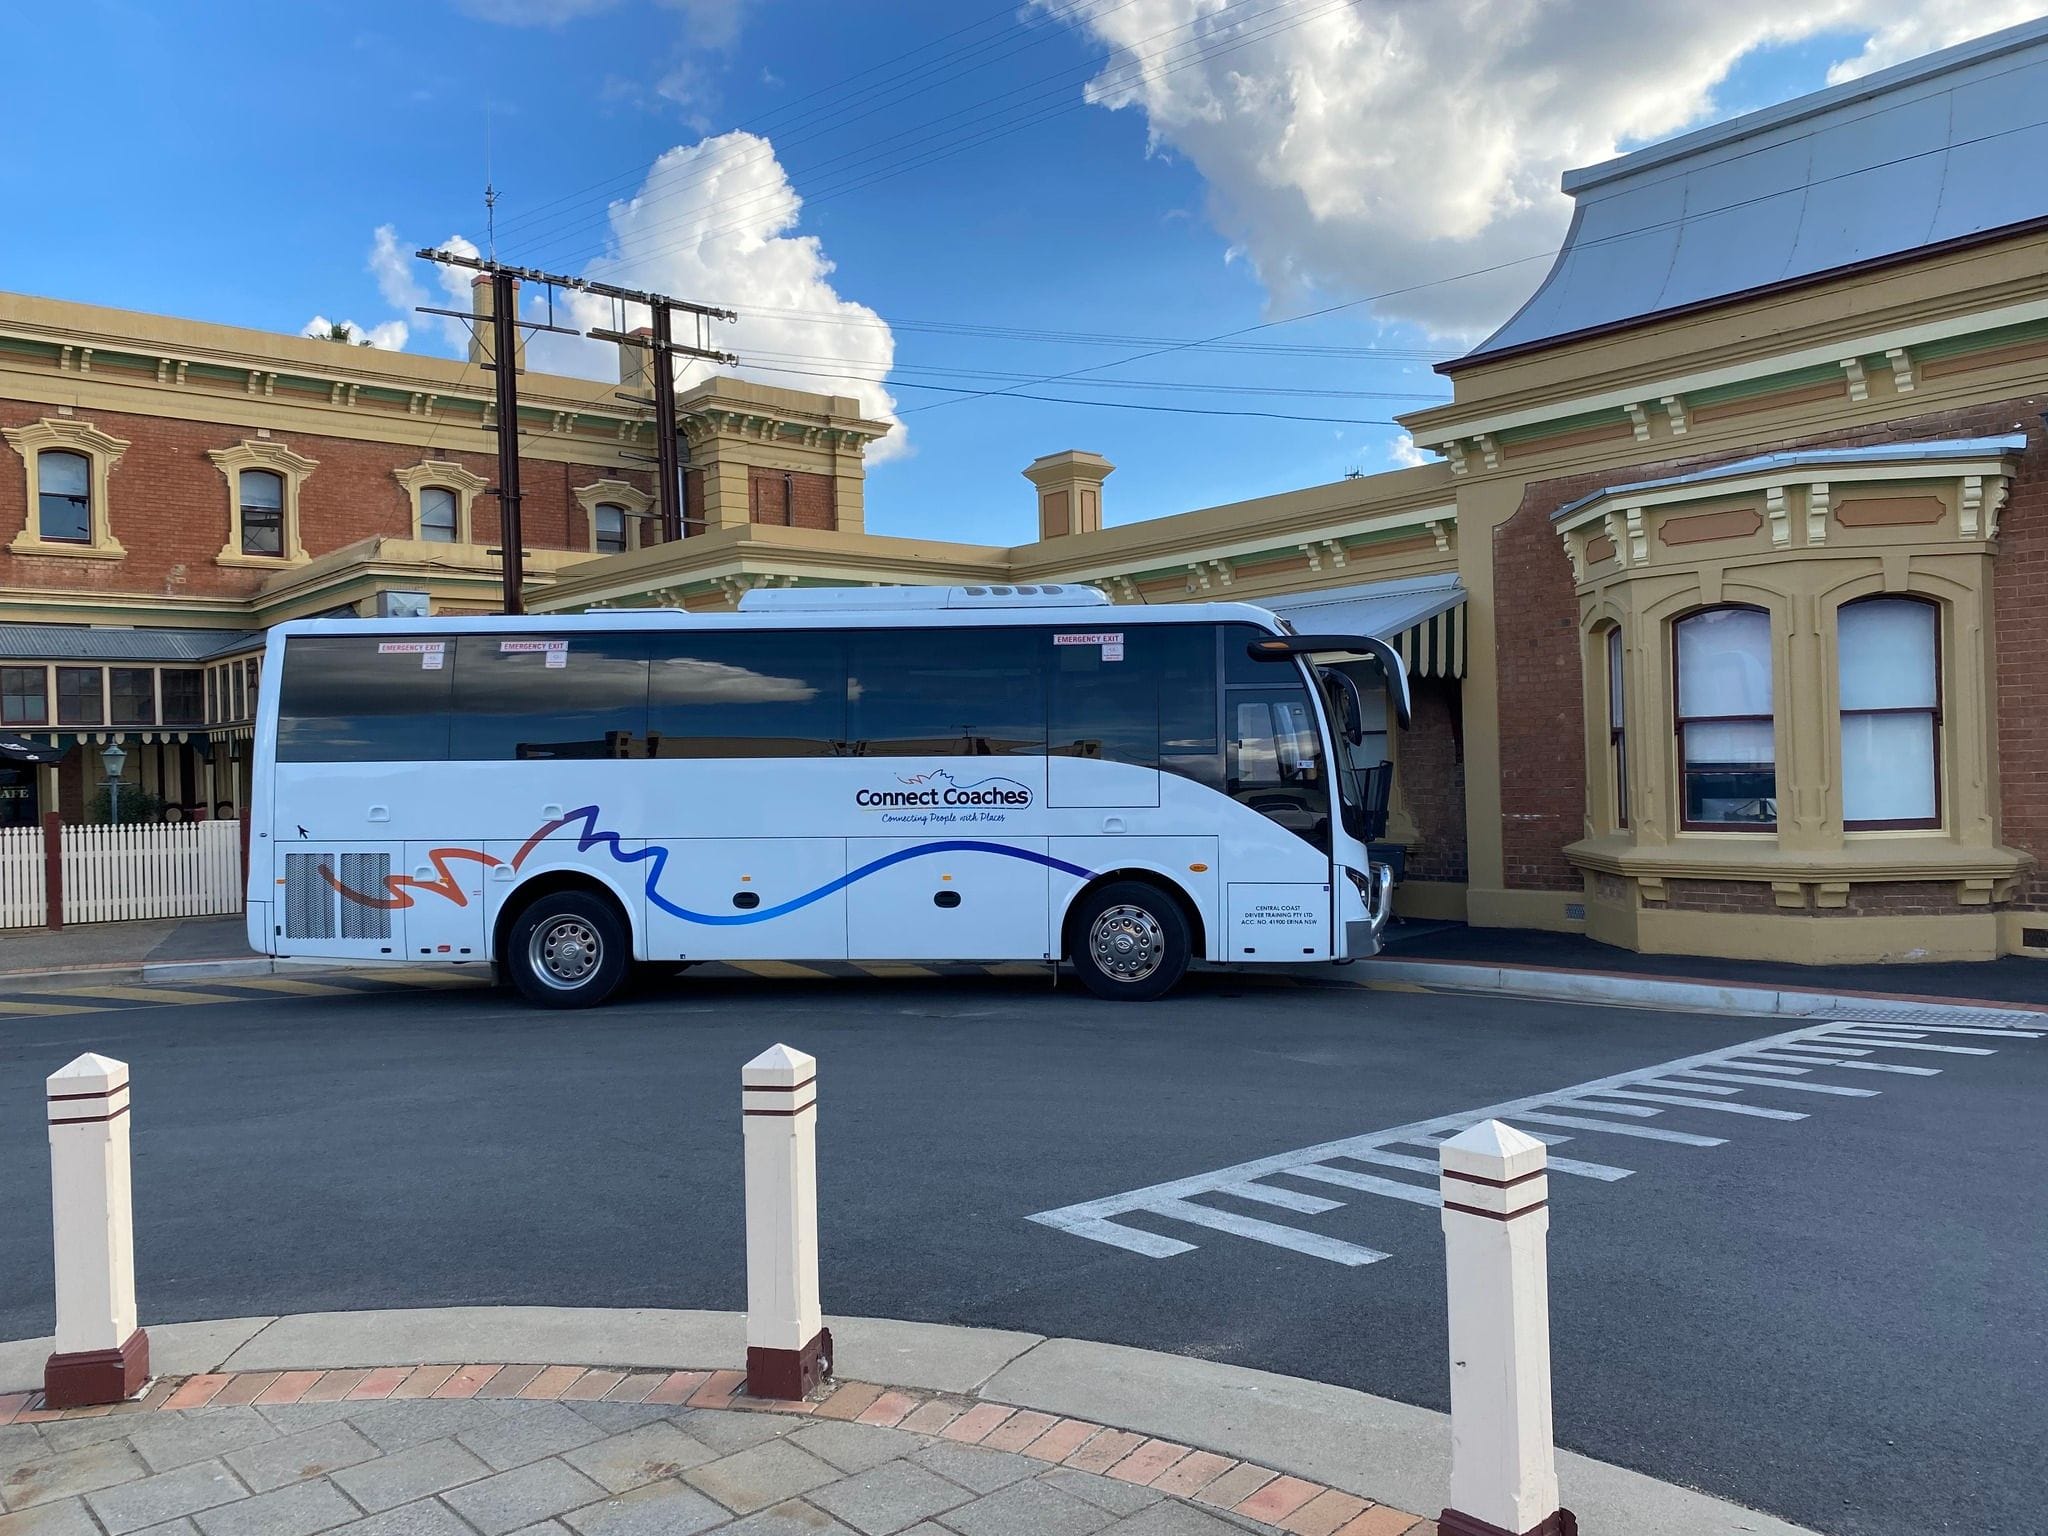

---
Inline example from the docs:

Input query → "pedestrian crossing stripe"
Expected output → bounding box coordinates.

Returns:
[1028,1009,2046,1265]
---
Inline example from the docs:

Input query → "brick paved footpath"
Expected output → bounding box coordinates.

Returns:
[0,1365,1432,1536]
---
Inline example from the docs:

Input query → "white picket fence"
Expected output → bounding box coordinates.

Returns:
[0,820,243,928]
[0,825,47,929]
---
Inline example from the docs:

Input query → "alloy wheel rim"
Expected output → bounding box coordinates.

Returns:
[1089,904,1165,983]
[532,918,601,989]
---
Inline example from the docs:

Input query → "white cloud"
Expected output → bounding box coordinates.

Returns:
[369,224,483,354]
[300,315,410,350]
[1386,432,1428,469]
[523,130,905,458]
[1052,1,2042,341]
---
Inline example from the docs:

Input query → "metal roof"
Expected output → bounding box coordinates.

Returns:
[0,626,261,662]
[1463,18,2048,363]
[1258,573,1465,637]
[1549,435,2027,522]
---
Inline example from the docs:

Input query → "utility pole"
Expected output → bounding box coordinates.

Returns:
[414,248,736,612]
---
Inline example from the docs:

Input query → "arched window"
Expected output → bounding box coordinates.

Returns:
[419,486,459,542]
[1604,626,1627,829]
[1674,606,1775,829]
[38,450,91,543]
[239,469,285,557]
[594,502,628,554]
[1838,597,1940,829]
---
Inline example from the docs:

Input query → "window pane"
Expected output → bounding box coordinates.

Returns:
[1227,685,1328,847]
[111,668,156,726]
[1607,628,1624,728]
[848,628,1043,756]
[1682,720,1775,825]
[1050,624,1218,786]
[241,470,284,510]
[1843,711,1936,823]
[420,487,458,542]
[161,671,205,726]
[56,667,103,726]
[1839,599,1936,711]
[2,667,47,725]
[39,451,91,542]
[451,634,648,759]
[1676,607,1772,719]
[648,630,845,758]
[277,636,453,762]
[595,504,627,554]
[240,470,285,556]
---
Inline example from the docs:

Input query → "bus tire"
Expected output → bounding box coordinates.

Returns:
[1066,880,1191,1002]
[505,891,629,1009]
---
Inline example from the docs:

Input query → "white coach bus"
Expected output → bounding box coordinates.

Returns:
[247,584,1408,1007]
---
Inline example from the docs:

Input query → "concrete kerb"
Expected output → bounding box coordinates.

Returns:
[1348,958,2048,1021]
[0,1306,1819,1536]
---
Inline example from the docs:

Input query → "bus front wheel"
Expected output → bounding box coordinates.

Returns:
[1067,881,1191,1002]
[506,891,629,1009]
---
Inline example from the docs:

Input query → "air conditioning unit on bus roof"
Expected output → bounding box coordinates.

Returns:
[736,583,1111,612]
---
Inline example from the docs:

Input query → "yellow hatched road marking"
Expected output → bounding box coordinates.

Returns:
[1363,979,1433,993]
[852,963,936,978]
[0,998,100,1015]
[370,968,493,988]
[728,960,833,979]
[207,976,362,997]
[983,962,1052,976]
[59,984,254,1007]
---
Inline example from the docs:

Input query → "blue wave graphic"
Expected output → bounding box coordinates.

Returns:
[541,805,1094,926]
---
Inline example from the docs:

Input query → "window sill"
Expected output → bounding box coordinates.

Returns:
[8,534,125,560]
[215,547,309,569]
[1567,832,2033,905]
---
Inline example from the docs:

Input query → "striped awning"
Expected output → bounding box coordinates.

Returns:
[1260,574,1467,679]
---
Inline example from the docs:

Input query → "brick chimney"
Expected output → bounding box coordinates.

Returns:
[1023,450,1113,540]
[468,274,527,371]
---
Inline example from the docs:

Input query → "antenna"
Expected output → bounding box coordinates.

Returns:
[484,105,498,260]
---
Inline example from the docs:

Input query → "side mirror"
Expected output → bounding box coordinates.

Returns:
[1327,669,1367,747]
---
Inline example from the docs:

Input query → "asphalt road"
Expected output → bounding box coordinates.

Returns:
[2,970,2040,1536]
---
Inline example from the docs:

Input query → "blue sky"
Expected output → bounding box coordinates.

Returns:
[7,1,2034,545]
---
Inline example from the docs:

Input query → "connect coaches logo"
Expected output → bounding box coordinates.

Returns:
[856,768,1033,810]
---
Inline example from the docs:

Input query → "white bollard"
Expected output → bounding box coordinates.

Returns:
[1438,1119,1576,1536]
[45,1052,149,1408]
[741,1043,830,1399]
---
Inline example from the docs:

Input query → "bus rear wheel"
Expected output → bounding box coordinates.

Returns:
[506,891,629,1009]
[1067,881,1191,1001]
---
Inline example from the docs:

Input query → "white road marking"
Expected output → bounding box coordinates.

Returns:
[1029,1008,2043,1263]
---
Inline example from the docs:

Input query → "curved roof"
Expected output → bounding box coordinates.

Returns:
[1461,17,2048,364]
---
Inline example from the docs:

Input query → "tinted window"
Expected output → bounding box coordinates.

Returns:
[277,636,453,762]
[648,630,845,758]
[1228,687,1329,849]
[56,667,102,726]
[1050,624,1219,789]
[452,634,649,759]
[3,668,47,726]
[111,668,156,726]
[848,627,1043,756]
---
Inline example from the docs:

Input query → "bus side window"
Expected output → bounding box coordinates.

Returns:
[1050,625,1220,790]
[847,628,1044,756]
[451,635,649,760]
[1226,688,1329,847]
[646,631,846,757]
[276,636,454,764]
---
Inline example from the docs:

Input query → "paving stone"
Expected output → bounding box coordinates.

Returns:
[685,1440,839,1516]
[442,1461,607,1536]
[327,1499,477,1536]
[502,1525,571,1536]
[1097,1500,1252,1536]
[719,1497,859,1534]
[0,1428,44,1471]
[1,1438,148,1510]
[0,1495,103,1535]
[561,1422,719,1493]
[790,1423,920,1476]
[807,1460,972,1534]
[559,1480,728,1536]
[674,1409,801,1455]
[223,1421,379,1493]
[33,1417,146,1456]
[1041,1467,1166,1517]
[940,1477,1117,1536]
[348,1401,519,1456]
[258,1403,370,1434]
[556,1404,672,1437]
[84,1460,246,1535]
[127,1520,203,1536]
[191,1477,358,1536]
[909,1442,1038,1496]
[125,1411,279,1474]
[456,1405,604,1473]
[330,1441,492,1514]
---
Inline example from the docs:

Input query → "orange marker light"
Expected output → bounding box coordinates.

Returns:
[1189,863,1209,872]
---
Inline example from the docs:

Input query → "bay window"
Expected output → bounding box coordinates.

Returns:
[1839,597,1940,829]
[1674,606,1775,830]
